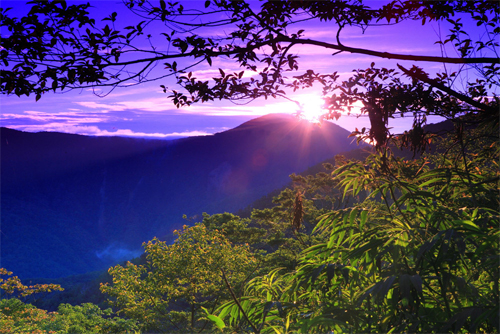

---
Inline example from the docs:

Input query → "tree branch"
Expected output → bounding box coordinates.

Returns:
[221,269,259,334]
[397,64,498,114]
[279,36,499,64]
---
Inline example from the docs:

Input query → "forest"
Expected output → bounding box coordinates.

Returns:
[1,0,499,333]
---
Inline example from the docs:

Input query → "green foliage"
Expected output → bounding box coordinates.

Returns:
[249,169,351,273]
[298,145,498,333]
[201,212,266,246]
[0,298,59,334]
[0,298,138,334]
[55,303,138,334]
[206,124,499,333]
[101,224,258,332]
[213,268,295,334]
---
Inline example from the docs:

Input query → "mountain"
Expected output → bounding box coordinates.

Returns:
[1,114,364,279]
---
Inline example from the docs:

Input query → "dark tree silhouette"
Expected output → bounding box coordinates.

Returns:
[1,0,498,147]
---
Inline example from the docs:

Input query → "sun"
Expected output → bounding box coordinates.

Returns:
[295,94,326,123]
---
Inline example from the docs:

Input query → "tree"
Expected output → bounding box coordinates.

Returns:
[1,0,498,147]
[100,224,258,332]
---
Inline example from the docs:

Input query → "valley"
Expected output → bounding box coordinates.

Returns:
[1,114,366,279]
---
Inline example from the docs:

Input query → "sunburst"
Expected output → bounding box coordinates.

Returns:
[295,93,326,123]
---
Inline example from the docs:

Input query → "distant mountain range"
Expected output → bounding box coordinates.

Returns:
[1,114,366,279]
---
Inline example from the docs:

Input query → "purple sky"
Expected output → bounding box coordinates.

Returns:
[1,1,490,139]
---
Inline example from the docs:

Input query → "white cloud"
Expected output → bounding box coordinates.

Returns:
[1,111,110,124]
[4,123,213,138]
[5,123,105,135]
[94,128,213,138]
[74,98,177,113]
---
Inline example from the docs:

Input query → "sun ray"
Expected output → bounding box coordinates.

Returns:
[295,93,326,123]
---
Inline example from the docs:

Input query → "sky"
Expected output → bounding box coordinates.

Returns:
[0,1,488,139]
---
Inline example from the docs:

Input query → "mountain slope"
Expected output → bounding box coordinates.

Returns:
[1,114,364,278]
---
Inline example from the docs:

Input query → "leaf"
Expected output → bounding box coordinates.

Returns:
[349,209,358,227]
[359,210,368,230]
[261,301,275,324]
[310,264,325,284]
[326,263,336,282]
[370,276,396,303]
[440,308,475,332]
[419,177,446,188]
[217,302,233,320]
[409,274,422,294]
[453,219,480,231]
[207,314,226,331]
[341,267,349,284]
[399,274,411,305]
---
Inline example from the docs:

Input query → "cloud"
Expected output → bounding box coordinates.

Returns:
[1,110,111,124]
[74,94,294,116]
[95,243,142,262]
[73,101,124,112]
[95,128,213,138]
[291,31,389,44]
[4,123,213,138]
[74,98,177,113]
[0,103,232,138]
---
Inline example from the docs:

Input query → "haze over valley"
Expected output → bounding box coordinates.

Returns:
[1,114,366,279]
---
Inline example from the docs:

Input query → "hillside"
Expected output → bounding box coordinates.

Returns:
[1,114,365,279]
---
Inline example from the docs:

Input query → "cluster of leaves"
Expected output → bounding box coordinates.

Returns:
[0,268,63,299]
[0,1,99,100]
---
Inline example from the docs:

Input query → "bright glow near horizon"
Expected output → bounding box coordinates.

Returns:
[289,93,367,127]
[295,94,326,123]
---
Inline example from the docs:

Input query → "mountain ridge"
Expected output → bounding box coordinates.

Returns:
[1,114,364,279]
